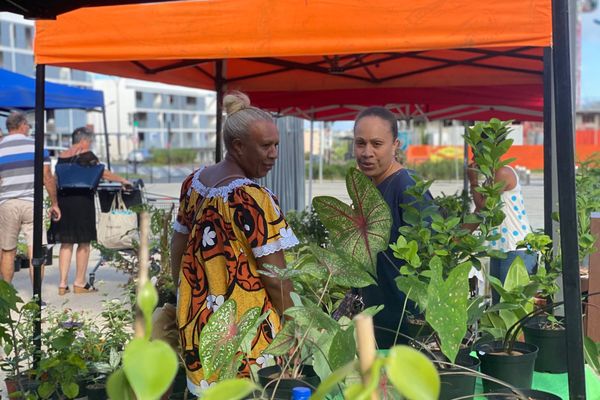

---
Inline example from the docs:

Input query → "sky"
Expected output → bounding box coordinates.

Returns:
[581,5,600,105]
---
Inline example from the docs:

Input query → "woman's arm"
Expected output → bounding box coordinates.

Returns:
[257,250,293,316]
[102,169,132,187]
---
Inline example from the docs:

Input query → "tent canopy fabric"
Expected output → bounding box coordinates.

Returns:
[34,0,551,121]
[0,0,180,20]
[0,68,104,110]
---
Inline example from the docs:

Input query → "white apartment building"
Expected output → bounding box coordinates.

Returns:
[91,78,217,163]
[0,12,92,137]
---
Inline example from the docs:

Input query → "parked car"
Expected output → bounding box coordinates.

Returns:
[127,149,152,164]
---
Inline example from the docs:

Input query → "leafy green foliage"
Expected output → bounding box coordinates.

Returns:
[286,208,329,247]
[122,338,178,400]
[584,336,600,376]
[200,379,258,400]
[198,299,262,379]
[425,259,472,363]
[575,153,600,261]
[313,167,391,275]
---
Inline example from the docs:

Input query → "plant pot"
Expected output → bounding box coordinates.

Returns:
[21,257,30,269]
[411,336,473,362]
[484,388,561,399]
[257,365,320,400]
[405,316,433,339]
[523,316,567,374]
[476,341,538,393]
[438,355,480,400]
[85,382,107,400]
[5,375,39,399]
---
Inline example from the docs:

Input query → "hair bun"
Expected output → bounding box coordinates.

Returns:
[223,91,251,116]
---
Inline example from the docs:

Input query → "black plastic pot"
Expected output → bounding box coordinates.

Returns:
[484,388,561,399]
[43,245,53,266]
[411,337,473,362]
[438,355,480,400]
[476,341,538,393]
[85,383,106,400]
[257,365,320,400]
[405,317,433,339]
[523,316,567,374]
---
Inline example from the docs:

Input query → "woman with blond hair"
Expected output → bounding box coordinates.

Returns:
[170,91,298,394]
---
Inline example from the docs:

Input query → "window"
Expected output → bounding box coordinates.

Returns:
[24,27,32,49]
[59,67,70,80]
[71,69,89,82]
[186,96,197,106]
[0,22,11,46]
[15,53,34,76]
[583,114,596,124]
[136,91,143,102]
[168,95,175,105]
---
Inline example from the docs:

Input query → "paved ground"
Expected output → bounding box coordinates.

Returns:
[1,176,546,395]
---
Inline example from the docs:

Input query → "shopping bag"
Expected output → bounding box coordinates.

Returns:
[97,192,138,249]
[55,162,105,191]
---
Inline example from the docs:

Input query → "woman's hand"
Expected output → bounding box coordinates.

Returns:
[121,180,134,190]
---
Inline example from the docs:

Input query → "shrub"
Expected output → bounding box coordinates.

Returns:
[150,148,197,164]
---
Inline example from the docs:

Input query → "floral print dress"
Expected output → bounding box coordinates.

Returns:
[173,167,299,394]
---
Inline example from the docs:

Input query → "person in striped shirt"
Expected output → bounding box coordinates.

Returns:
[0,111,61,285]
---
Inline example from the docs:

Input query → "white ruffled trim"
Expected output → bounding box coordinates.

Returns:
[172,220,190,234]
[190,166,254,201]
[252,230,300,258]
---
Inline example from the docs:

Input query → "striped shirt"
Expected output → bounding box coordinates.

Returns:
[0,134,50,204]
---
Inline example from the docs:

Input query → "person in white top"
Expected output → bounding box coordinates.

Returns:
[468,161,537,303]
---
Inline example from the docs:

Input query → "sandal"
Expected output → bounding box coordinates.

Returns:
[58,286,70,296]
[73,283,98,294]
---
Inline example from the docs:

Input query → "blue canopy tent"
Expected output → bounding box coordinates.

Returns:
[0,67,110,167]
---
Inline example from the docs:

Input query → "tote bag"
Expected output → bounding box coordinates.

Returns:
[55,162,105,191]
[97,192,138,250]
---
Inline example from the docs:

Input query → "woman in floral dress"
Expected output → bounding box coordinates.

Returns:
[170,92,298,394]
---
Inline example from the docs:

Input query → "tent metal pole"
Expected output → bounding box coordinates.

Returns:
[32,64,46,367]
[543,47,553,238]
[215,60,224,163]
[308,118,314,210]
[551,0,586,398]
[102,106,111,170]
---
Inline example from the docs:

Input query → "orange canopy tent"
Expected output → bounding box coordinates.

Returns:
[33,1,589,398]
[35,0,549,124]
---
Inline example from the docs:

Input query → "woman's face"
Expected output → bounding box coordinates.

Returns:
[234,120,279,179]
[353,115,399,181]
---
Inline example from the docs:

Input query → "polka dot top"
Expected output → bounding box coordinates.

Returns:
[489,167,532,252]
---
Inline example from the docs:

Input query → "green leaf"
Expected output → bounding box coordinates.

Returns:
[584,336,600,375]
[61,382,79,399]
[264,322,296,356]
[122,338,178,400]
[504,256,530,292]
[395,276,428,312]
[201,379,257,400]
[137,281,158,339]
[307,246,376,288]
[106,369,135,400]
[328,327,356,370]
[285,304,339,332]
[313,168,392,275]
[386,346,440,400]
[37,382,54,399]
[425,259,471,362]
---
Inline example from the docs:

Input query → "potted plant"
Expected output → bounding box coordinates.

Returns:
[389,119,514,399]
[0,281,40,399]
[511,232,567,374]
[14,240,29,271]
[477,256,540,393]
[251,168,390,398]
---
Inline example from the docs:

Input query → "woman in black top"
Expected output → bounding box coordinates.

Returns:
[353,107,433,348]
[49,127,131,295]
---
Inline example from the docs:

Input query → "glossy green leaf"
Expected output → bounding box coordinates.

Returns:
[307,245,376,288]
[264,322,296,356]
[38,382,54,399]
[386,346,440,400]
[201,379,257,400]
[313,168,391,274]
[122,338,178,400]
[504,256,529,292]
[285,304,339,332]
[425,258,471,362]
[395,275,428,312]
